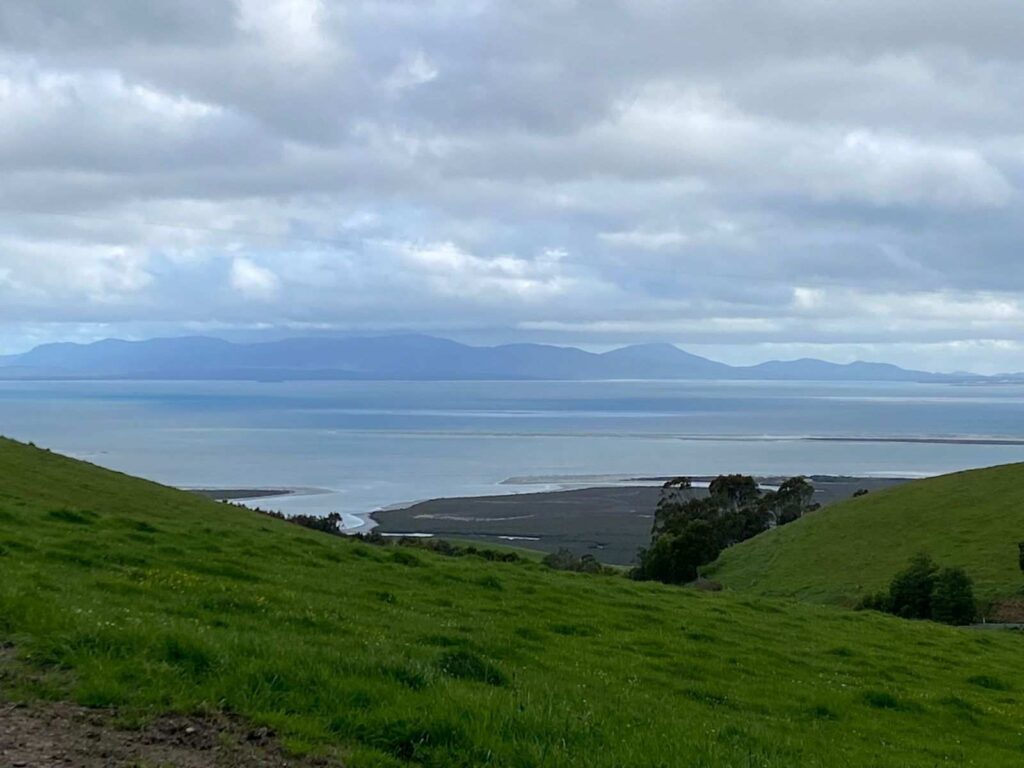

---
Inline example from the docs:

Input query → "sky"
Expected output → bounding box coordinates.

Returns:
[1,1,1023,372]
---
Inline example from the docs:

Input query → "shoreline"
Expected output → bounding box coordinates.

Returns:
[188,488,296,501]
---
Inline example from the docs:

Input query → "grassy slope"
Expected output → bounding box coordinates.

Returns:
[706,464,1024,606]
[1,438,1023,767]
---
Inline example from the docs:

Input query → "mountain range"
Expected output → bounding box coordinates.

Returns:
[0,334,1004,383]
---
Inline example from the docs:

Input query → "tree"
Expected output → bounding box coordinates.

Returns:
[642,473,813,583]
[661,476,692,491]
[888,552,938,619]
[638,473,818,586]
[1018,541,1024,573]
[719,501,773,545]
[775,476,814,524]
[652,477,696,537]
[708,474,761,512]
[762,476,815,526]
[635,519,720,584]
[931,567,976,626]
[652,493,719,538]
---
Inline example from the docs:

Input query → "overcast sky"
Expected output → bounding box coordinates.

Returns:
[1,1,1023,372]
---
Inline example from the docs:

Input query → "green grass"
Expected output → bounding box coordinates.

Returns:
[706,463,1024,606]
[2,437,1024,766]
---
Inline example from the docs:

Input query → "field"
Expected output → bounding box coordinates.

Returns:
[2,438,1024,766]
[706,463,1024,607]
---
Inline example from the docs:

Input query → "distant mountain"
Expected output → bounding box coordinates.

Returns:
[0,334,987,383]
[737,358,937,382]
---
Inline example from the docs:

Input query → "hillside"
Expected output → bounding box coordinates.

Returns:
[2,438,1024,766]
[0,333,962,382]
[706,463,1024,606]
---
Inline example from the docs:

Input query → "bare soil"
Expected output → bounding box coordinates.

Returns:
[987,598,1024,623]
[0,703,339,768]
[0,646,339,768]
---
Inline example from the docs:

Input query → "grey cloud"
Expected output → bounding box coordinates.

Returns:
[0,0,1023,370]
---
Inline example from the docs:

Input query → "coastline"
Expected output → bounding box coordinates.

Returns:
[189,488,296,501]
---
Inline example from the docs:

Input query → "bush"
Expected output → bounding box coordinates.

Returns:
[542,548,610,574]
[855,591,892,613]
[861,554,977,626]
[889,552,938,620]
[931,567,976,626]
[542,548,579,571]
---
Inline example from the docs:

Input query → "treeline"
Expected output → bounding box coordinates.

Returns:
[633,475,819,585]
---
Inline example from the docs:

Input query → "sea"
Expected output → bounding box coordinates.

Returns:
[2,378,1023,530]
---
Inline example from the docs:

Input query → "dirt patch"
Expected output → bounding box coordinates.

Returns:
[0,703,341,767]
[987,599,1024,623]
[0,645,338,768]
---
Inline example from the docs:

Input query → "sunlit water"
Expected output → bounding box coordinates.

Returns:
[2,379,1023,529]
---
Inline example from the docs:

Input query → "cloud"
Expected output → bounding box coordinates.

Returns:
[230,257,280,300]
[0,0,1022,370]
[386,50,439,91]
[599,229,690,250]
[234,0,338,66]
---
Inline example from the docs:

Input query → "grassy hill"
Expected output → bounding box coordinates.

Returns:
[706,463,1024,607]
[2,437,1024,766]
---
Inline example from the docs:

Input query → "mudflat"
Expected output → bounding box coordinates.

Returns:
[373,476,910,564]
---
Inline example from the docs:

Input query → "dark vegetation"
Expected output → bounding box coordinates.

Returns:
[633,475,819,585]
[858,553,977,626]
[540,548,616,574]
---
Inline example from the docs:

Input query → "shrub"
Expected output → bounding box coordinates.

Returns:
[542,548,610,574]
[931,567,976,625]
[542,548,579,571]
[855,591,892,613]
[862,554,977,627]
[889,552,938,620]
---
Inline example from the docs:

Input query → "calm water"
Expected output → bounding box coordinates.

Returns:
[2,379,1023,529]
